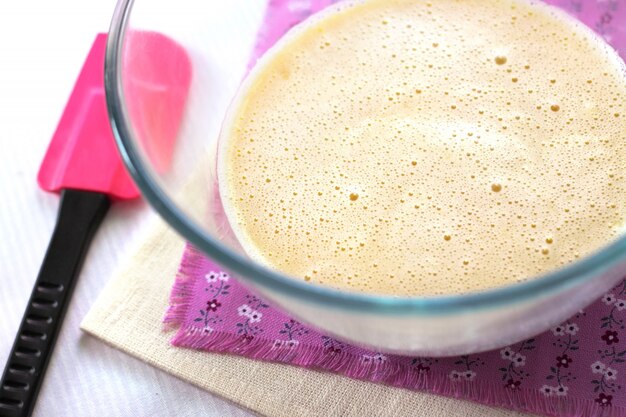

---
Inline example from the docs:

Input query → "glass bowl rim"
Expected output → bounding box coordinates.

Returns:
[105,0,626,315]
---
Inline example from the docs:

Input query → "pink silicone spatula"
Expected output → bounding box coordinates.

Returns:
[0,32,191,417]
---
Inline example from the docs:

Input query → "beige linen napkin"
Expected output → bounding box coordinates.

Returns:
[81,216,535,416]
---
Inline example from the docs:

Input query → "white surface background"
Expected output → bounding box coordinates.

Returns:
[0,1,258,415]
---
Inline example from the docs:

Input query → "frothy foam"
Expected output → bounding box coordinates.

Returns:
[219,0,626,296]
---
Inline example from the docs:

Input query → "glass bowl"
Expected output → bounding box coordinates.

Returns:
[106,0,626,355]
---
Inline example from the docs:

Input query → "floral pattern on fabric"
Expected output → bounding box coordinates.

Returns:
[592,280,626,407]
[168,246,626,417]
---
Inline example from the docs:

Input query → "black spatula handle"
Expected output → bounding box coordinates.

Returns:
[0,189,110,417]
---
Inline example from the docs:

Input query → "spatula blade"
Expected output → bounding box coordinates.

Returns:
[37,32,192,200]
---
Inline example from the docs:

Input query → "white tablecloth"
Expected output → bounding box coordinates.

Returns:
[0,1,257,415]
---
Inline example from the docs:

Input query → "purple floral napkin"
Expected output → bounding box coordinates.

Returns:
[165,1,626,416]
